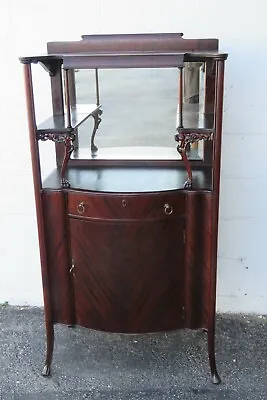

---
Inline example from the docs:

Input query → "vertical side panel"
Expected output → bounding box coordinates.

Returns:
[185,192,212,329]
[42,190,74,325]
[202,193,213,328]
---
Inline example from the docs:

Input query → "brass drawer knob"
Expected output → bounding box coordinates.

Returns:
[164,203,173,215]
[77,202,86,214]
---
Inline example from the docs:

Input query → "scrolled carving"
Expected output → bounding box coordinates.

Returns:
[175,131,213,148]
[37,131,76,188]
[37,132,76,143]
[175,131,214,189]
[60,136,75,188]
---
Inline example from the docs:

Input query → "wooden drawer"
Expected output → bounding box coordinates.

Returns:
[67,190,185,220]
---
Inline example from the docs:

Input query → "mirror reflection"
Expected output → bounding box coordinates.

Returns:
[72,66,205,160]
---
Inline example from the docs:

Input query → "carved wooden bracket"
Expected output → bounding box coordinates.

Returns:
[38,132,76,187]
[175,131,214,188]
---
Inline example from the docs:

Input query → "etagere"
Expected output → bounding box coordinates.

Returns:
[20,33,227,384]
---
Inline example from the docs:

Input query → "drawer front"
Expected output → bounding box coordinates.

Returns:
[68,190,185,220]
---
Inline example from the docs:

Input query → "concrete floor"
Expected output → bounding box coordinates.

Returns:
[0,307,266,399]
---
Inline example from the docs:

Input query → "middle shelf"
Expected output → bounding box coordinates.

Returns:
[37,104,101,134]
[42,165,212,192]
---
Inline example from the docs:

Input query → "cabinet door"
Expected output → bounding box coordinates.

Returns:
[69,216,185,333]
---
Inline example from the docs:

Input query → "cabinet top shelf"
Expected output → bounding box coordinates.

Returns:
[20,51,228,70]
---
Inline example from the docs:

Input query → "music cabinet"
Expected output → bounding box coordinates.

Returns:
[20,33,227,383]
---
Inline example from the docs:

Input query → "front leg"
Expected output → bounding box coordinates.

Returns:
[42,321,54,377]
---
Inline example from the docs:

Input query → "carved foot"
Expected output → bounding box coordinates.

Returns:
[183,179,192,189]
[208,326,221,385]
[91,143,98,154]
[177,143,193,190]
[212,372,221,385]
[44,321,54,377]
[42,364,51,377]
[60,136,75,187]
[61,178,70,188]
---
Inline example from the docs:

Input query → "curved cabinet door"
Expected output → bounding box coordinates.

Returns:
[69,215,186,333]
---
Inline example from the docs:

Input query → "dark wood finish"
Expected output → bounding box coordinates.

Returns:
[68,190,186,220]
[43,167,213,192]
[48,33,218,54]
[69,158,211,168]
[42,190,74,325]
[178,66,184,128]
[20,33,227,383]
[176,131,213,188]
[203,60,216,164]
[19,55,62,77]
[208,59,226,385]
[36,104,102,185]
[37,104,99,133]
[177,127,213,135]
[62,52,185,70]
[68,158,211,168]
[184,192,212,329]
[22,63,54,377]
[21,52,227,71]
[69,195,185,333]
[49,58,65,167]
[60,137,75,187]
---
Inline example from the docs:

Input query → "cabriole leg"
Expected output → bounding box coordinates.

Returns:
[42,322,54,377]
[61,136,75,188]
[208,324,221,384]
[177,143,192,188]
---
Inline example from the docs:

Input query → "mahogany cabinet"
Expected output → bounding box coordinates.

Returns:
[20,33,227,383]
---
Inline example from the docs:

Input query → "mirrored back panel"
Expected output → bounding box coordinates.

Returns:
[72,66,206,161]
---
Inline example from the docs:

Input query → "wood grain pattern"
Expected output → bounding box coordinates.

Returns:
[47,33,218,55]
[43,189,214,333]
[68,190,185,220]
[184,192,212,329]
[43,166,213,191]
[42,190,74,325]
[69,202,186,333]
